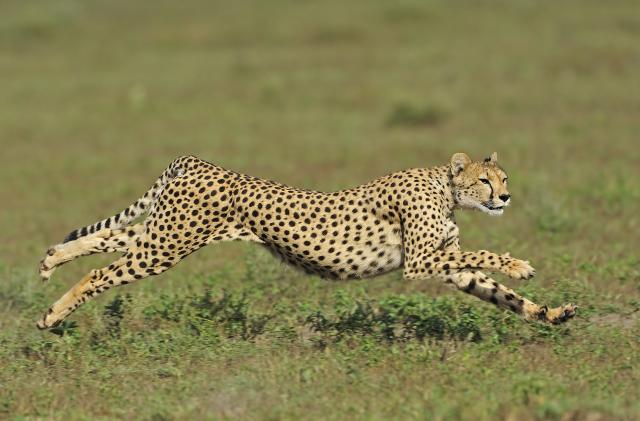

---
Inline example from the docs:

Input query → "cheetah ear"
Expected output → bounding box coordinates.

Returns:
[450,153,471,176]
[484,152,498,163]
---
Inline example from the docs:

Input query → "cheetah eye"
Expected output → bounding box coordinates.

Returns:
[479,178,490,185]
[502,177,508,183]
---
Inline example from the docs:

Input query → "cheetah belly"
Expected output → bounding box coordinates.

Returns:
[340,243,404,279]
[255,214,405,281]
[262,241,403,280]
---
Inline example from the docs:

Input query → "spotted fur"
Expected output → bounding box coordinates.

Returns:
[37,153,576,329]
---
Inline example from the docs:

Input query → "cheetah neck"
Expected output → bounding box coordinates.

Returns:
[434,165,457,217]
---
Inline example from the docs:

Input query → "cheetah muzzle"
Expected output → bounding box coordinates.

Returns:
[36,152,576,330]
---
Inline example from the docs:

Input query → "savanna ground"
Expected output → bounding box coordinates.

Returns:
[1,0,639,419]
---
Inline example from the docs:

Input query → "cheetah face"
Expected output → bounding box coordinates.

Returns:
[450,152,511,216]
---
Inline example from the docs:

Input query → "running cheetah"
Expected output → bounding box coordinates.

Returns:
[37,152,577,329]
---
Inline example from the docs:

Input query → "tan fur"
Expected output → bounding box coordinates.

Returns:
[37,153,576,329]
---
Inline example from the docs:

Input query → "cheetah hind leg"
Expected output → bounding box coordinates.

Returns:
[39,224,145,282]
[36,246,181,330]
[444,270,577,324]
[36,224,260,329]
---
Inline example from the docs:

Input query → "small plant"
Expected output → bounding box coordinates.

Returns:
[49,320,79,338]
[306,294,483,344]
[142,293,186,323]
[190,289,271,340]
[386,103,447,128]
[142,288,272,341]
[102,294,131,338]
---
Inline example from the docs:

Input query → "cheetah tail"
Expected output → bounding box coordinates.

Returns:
[62,156,192,243]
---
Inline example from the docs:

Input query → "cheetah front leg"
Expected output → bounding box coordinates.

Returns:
[443,270,577,324]
[428,229,576,323]
[405,249,537,280]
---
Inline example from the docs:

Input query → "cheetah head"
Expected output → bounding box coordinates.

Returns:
[450,152,510,216]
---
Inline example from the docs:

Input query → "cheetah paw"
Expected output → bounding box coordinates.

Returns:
[38,248,56,282]
[36,308,61,330]
[504,257,536,280]
[537,303,578,324]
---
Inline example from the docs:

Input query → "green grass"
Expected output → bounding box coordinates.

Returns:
[1,0,639,419]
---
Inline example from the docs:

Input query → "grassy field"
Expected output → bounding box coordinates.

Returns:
[1,0,639,419]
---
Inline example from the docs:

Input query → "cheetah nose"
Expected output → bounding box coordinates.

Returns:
[499,194,511,202]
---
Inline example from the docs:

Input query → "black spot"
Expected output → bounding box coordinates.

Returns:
[464,279,476,292]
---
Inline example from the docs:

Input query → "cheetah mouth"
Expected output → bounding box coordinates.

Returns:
[482,203,505,215]
[485,204,504,211]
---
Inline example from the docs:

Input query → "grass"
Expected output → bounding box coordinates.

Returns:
[1,0,639,419]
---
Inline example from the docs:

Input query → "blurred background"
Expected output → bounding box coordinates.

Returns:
[2,0,639,263]
[1,0,639,419]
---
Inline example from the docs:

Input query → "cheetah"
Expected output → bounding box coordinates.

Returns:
[37,152,577,329]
